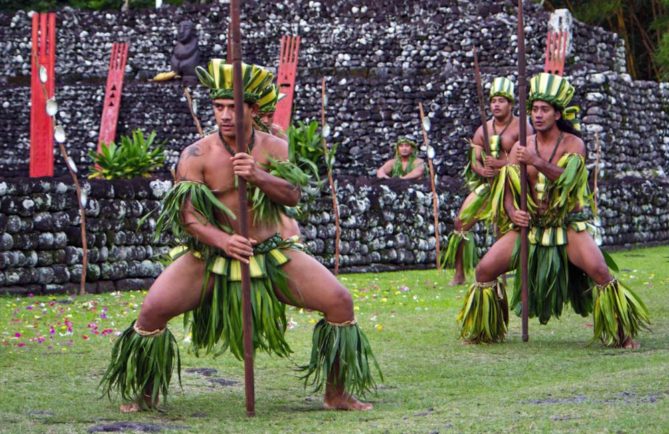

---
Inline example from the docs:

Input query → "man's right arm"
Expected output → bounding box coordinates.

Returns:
[504,143,529,227]
[470,127,498,178]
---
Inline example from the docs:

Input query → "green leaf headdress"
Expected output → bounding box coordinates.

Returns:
[395,136,417,154]
[195,59,274,103]
[527,72,574,111]
[528,72,580,130]
[257,83,286,114]
[490,77,515,103]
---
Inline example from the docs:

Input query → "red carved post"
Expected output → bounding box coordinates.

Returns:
[273,35,301,131]
[98,42,129,151]
[30,12,56,177]
[544,31,568,76]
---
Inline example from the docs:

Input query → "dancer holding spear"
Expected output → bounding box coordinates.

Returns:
[456,0,649,347]
[99,15,380,415]
[443,47,525,285]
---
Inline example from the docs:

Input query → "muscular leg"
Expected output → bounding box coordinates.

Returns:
[565,229,611,285]
[137,252,212,330]
[565,230,638,349]
[475,231,518,282]
[120,253,211,412]
[279,250,372,411]
[450,191,479,285]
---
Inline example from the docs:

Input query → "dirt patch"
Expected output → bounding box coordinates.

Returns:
[207,377,239,387]
[87,422,189,432]
[184,368,217,377]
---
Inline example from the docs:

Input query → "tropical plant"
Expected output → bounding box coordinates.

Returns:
[287,120,339,177]
[88,129,165,179]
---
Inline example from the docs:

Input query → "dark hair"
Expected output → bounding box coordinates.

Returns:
[534,100,583,138]
[556,118,582,138]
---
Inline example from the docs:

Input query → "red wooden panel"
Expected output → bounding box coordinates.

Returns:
[97,42,129,151]
[273,35,300,131]
[30,12,56,177]
[544,31,568,76]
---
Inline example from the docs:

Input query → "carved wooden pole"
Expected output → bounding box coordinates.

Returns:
[230,0,255,416]
[517,0,530,342]
[418,103,441,270]
[321,78,341,274]
[473,46,491,155]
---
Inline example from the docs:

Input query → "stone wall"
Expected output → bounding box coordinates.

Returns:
[1,175,668,295]
[0,177,171,295]
[1,0,647,181]
[0,1,668,294]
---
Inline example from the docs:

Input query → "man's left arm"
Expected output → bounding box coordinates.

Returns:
[401,159,425,180]
[231,141,300,207]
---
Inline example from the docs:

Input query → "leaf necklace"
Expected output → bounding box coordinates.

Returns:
[492,116,512,137]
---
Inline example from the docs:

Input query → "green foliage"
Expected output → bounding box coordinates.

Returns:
[287,120,326,181]
[657,32,669,80]
[88,129,165,179]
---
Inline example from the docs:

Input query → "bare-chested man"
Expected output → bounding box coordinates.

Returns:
[255,82,300,239]
[376,137,425,180]
[456,73,649,347]
[256,83,288,140]
[444,77,528,285]
[100,60,380,412]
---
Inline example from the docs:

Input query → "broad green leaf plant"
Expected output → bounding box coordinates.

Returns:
[88,129,165,180]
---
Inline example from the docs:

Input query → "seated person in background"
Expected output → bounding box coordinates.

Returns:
[376,137,425,180]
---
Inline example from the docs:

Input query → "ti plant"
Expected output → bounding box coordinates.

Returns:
[89,129,165,180]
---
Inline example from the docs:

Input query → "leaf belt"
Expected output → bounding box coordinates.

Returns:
[168,234,303,281]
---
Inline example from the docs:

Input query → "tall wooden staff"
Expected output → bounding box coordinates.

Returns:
[473,46,491,155]
[593,132,601,211]
[418,103,441,270]
[321,78,341,274]
[229,0,256,416]
[517,0,530,342]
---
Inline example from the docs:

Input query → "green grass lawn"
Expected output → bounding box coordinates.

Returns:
[1,245,668,433]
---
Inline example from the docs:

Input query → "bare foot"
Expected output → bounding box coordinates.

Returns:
[323,393,373,411]
[119,393,157,413]
[120,403,141,413]
[449,275,466,286]
[621,337,640,350]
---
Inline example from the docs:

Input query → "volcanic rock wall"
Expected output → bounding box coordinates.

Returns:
[1,174,668,295]
[0,0,668,293]
[1,0,649,179]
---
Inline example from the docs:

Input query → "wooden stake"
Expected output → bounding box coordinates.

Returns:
[230,0,255,417]
[418,102,441,270]
[321,78,341,274]
[183,87,204,138]
[593,132,601,212]
[473,46,491,156]
[517,0,530,342]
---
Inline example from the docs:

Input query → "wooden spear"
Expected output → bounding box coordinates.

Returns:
[473,46,491,156]
[229,0,255,416]
[517,0,530,342]
[593,132,601,211]
[418,102,441,270]
[321,78,341,274]
[182,87,204,138]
